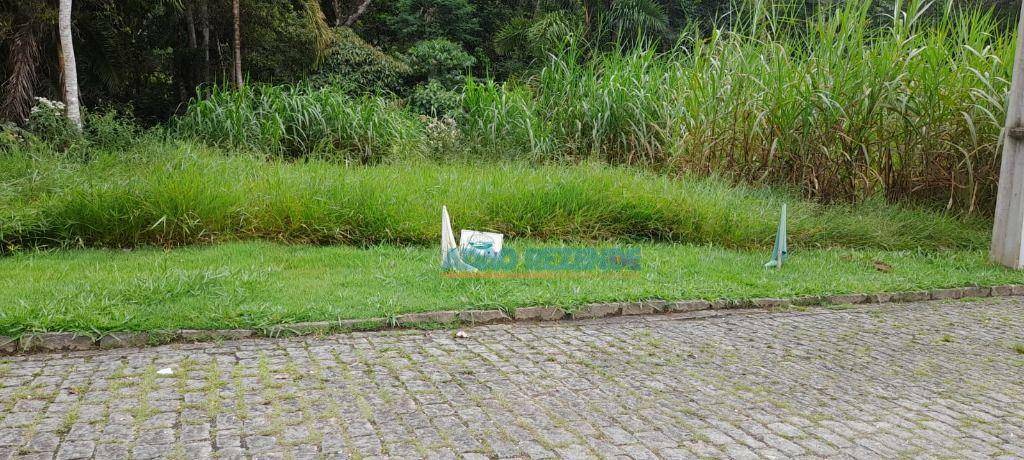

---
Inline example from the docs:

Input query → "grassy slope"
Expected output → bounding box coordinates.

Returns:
[0,241,1019,336]
[0,142,990,251]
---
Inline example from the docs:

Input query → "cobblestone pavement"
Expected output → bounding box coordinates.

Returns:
[2,298,1024,459]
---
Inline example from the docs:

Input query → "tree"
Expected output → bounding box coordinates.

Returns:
[1,0,48,124]
[360,0,480,49]
[332,0,343,25]
[345,0,372,26]
[990,0,1024,268]
[233,0,243,88]
[58,0,82,130]
[493,0,671,62]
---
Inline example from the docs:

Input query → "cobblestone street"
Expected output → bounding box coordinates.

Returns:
[1,298,1023,459]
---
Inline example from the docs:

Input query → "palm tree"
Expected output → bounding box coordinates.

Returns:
[0,0,46,124]
[58,0,82,130]
[494,0,670,60]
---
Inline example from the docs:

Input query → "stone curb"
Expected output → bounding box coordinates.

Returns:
[514,306,566,321]
[395,311,458,326]
[3,284,1022,355]
[263,319,388,338]
[458,309,511,324]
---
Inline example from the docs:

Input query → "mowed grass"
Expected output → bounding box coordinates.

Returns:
[0,241,1019,336]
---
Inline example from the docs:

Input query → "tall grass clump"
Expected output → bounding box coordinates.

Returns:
[461,0,1012,213]
[462,47,686,164]
[673,0,1010,212]
[0,142,989,252]
[175,84,427,162]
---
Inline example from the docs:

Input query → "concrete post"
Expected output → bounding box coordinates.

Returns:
[991,3,1024,269]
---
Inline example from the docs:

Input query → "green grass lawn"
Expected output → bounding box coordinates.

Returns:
[0,241,1019,336]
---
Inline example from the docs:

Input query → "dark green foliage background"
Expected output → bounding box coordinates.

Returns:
[3,0,1018,123]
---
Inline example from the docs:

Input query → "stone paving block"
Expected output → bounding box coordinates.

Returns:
[867,292,895,303]
[666,300,711,312]
[790,295,825,306]
[960,286,992,298]
[457,310,510,324]
[891,290,931,303]
[991,285,1018,296]
[572,302,622,319]
[643,300,671,312]
[825,293,868,305]
[621,302,655,315]
[98,332,149,349]
[264,321,335,336]
[751,298,791,308]
[0,336,15,354]
[930,288,965,300]
[177,329,253,342]
[19,332,94,352]
[396,311,458,326]
[514,306,565,321]
[710,299,739,309]
[56,440,95,460]
[131,444,172,459]
[0,429,22,447]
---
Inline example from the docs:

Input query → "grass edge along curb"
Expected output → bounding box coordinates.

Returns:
[3,284,1021,356]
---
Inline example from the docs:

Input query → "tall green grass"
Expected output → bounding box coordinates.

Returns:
[176,1,1012,213]
[176,85,427,162]
[462,0,1011,212]
[462,46,687,164]
[0,141,988,251]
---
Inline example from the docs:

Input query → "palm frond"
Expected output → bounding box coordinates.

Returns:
[610,0,669,36]
[1,21,39,124]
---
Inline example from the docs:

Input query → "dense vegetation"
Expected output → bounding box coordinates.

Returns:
[177,2,1013,212]
[2,0,1023,336]
[1,0,1019,252]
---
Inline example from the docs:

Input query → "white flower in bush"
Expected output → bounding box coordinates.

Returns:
[421,115,459,141]
[30,97,66,115]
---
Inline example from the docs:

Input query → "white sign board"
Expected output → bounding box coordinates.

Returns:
[459,230,503,257]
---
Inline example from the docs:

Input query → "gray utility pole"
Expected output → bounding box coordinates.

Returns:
[992,4,1024,269]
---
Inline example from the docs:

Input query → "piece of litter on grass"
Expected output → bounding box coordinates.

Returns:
[454,330,469,339]
[156,368,174,375]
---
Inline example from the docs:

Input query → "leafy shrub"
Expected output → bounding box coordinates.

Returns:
[409,81,463,117]
[0,123,34,155]
[84,110,141,150]
[306,28,411,94]
[4,101,142,156]
[26,98,80,150]
[404,38,476,87]
[421,115,462,156]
